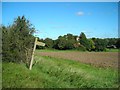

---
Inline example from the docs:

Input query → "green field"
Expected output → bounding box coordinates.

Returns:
[36,48,120,52]
[2,50,118,88]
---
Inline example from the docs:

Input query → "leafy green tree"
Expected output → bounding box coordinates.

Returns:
[79,32,91,51]
[37,38,44,42]
[65,39,75,49]
[54,34,77,50]
[44,38,54,48]
[57,36,67,50]
[65,34,77,49]
[88,39,95,51]
[107,38,117,46]
[2,16,35,64]
[66,34,74,40]
[94,38,108,51]
[2,26,12,61]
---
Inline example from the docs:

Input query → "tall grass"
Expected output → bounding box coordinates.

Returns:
[2,53,118,88]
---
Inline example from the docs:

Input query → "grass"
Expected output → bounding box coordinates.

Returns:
[105,49,120,52]
[36,49,88,53]
[36,48,120,53]
[2,51,119,88]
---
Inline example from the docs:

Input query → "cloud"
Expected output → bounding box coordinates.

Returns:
[76,11,84,16]
[76,11,92,16]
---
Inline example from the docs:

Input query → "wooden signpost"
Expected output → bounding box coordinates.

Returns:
[29,37,45,70]
[36,41,45,47]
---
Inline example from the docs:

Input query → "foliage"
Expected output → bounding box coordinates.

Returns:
[56,36,67,50]
[65,39,75,49]
[94,38,108,51]
[75,45,86,51]
[88,39,95,51]
[44,38,54,48]
[36,32,119,52]
[65,34,76,49]
[107,38,117,46]
[2,16,35,64]
[115,38,120,48]
[79,32,91,51]
[53,34,77,50]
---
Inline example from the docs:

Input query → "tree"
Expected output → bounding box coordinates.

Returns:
[65,39,75,49]
[94,38,108,51]
[79,32,91,51]
[57,36,67,50]
[107,38,117,46]
[44,38,54,48]
[65,34,77,49]
[54,34,77,50]
[88,39,95,51]
[116,38,120,48]
[2,26,12,61]
[2,16,35,64]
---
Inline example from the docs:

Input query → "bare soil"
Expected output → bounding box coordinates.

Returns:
[37,51,118,68]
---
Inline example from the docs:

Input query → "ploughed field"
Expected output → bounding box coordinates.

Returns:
[37,50,118,68]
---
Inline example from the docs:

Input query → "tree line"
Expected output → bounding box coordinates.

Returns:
[37,33,120,51]
[1,16,120,64]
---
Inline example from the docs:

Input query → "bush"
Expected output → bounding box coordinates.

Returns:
[2,16,35,64]
[76,45,86,51]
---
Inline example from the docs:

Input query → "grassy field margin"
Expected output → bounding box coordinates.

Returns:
[2,51,119,88]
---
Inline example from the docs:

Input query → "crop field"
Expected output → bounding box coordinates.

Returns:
[37,50,118,68]
[2,50,119,88]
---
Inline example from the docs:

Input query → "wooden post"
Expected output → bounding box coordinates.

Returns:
[29,37,37,70]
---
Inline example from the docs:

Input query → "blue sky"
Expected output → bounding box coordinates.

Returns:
[2,2,118,39]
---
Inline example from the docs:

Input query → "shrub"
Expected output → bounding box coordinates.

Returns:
[2,16,35,64]
[76,45,86,51]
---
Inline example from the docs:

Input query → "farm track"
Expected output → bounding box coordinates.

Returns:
[37,51,118,68]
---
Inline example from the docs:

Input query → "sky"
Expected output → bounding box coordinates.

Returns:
[2,2,118,40]
[2,0,120,2]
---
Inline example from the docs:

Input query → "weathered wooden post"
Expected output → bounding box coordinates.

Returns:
[29,37,37,70]
[29,37,45,70]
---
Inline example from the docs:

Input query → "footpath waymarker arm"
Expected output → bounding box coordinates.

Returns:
[29,37,37,70]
